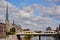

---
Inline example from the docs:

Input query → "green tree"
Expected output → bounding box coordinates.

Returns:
[24,35,34,40]
[10,27,16,35]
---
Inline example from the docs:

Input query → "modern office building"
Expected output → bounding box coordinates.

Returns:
[59,25,60,30]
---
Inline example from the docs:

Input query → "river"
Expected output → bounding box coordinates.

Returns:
[0,35,59,40]
[21,36,60,40]
[31,36,55,40]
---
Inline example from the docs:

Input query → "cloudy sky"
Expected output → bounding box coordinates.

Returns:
[0,0,60,31]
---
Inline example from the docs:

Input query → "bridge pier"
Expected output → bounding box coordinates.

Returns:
[16,35,21,40]
[39,35,41,40]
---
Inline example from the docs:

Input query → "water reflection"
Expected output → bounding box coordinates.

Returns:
[31,36,60,40]
[21,36,60,40]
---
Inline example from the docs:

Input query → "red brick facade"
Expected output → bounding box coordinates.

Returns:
[0,23,6,38]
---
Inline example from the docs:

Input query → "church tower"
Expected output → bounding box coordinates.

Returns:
[5,3,9,32]
[13,20,15,26]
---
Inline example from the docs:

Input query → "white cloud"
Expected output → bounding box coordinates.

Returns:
[41,5,60,20]
[22,4,60,30]
[20,10,33,18]
[0,0,60,31]
[45,0,60,2]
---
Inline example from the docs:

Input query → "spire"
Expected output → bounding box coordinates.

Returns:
[6,2,9,20]
[13,20,15,25]
[5,2,9,32]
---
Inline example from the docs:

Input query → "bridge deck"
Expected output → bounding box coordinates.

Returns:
[16,32,57,36]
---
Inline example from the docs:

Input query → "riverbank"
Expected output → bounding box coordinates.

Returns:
[0,35,18,40]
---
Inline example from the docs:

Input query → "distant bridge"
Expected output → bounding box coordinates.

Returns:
[16,32,57,36]
[16,31,60,40]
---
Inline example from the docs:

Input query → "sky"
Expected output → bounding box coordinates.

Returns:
[0,0,60,31]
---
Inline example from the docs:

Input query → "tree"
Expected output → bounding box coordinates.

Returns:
[35,31,42,33]
[24,35,34,40]
[10,27,16,35]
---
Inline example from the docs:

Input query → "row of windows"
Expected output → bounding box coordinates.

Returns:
[0,29,6,32]
[0,30,6,32]
[0,27,6,28]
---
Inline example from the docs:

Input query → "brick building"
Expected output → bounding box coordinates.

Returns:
[0,23,6,38]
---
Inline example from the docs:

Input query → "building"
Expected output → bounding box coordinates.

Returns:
[5,3,23,33]
[0,23,6,38]
[0,3,23,37]
[56,27,59,30]
[44,30,56,33]
[46,26,52,31]
[59,25,60,30]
